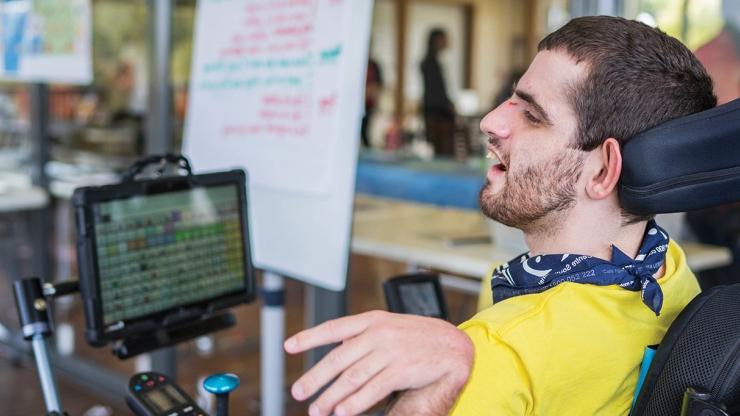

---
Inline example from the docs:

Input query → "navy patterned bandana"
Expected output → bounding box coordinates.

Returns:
[491,220,669,315]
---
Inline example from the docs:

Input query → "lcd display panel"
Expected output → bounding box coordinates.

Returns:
[398,282,442,317]
[92,185,246,326]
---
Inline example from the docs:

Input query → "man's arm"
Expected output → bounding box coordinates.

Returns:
[386,370,470,416]
[284,310,474,416]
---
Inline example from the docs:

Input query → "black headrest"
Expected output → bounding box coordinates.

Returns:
[619,98,740,215]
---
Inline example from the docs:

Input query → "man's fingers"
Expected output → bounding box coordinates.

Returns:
[284,311,380,354]
[308,352,388,416]
[333,367,398,416]
[291,336,372,401]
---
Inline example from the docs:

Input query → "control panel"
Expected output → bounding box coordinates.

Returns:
[126,371,207,416]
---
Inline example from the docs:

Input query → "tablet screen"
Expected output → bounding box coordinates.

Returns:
[398,282,442,318]
[92,184,246,326]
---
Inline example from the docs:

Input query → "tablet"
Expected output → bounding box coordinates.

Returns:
[73,169,254,346]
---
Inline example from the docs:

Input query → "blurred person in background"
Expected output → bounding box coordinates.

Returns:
[361,56,383,147]
[421,27,456,157]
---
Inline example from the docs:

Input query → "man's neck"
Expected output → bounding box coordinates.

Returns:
[522,205,648,261]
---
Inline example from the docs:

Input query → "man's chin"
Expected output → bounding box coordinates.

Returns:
[479,182,503,203]
[478,185,527,228]
[479,184,504,219]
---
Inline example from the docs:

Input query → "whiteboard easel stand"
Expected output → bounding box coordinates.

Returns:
[261,271,285,416]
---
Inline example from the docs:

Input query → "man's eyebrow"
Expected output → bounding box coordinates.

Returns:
[512,83,552,126]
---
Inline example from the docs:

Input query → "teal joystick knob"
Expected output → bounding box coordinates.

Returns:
[203,373,240,416]
[204,373,240,395]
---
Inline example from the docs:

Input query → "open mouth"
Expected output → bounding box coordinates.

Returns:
[487,150,508,172]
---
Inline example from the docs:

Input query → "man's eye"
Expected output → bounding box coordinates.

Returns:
[523,110,541,125]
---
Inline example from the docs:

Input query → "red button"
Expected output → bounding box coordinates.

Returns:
[145,380,154,387]
[159,376,165,382]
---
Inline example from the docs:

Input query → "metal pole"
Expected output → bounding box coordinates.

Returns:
[151,348,177,379]
[569,0,623,17]
[680,0,691,43]
[147,0,177,379]
[29,83,49,188]
[393,0,408,123]
[31,334,61,413]
[9,277,127,408]
[261,271,285,416]
[147,0,173,155]
[28,83,51,281]
[305,286,346,367]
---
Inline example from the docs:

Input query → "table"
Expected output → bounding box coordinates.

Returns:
[351,195,733,286]
[0,172,48,212]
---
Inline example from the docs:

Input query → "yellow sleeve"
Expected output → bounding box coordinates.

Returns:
[450,322,533,415]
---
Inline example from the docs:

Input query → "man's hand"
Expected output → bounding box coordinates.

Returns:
[284,310,474,416]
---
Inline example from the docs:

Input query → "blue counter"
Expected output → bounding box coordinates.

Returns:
[355,152,487,210]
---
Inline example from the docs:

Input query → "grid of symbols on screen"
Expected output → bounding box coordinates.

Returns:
[93,185,245,326]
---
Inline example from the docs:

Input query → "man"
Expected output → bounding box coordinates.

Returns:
[362,56,383,147]
[421,27,456,157]
[285,16,716,415]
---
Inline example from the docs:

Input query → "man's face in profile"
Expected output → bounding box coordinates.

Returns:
[479,50,588,233]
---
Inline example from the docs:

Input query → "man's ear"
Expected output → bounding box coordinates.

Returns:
[585,138,622,200]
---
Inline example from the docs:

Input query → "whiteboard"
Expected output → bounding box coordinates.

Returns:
[184,0,373,291]
[0,0,92,84]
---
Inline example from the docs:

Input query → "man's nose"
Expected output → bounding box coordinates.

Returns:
[479,103,511,140]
